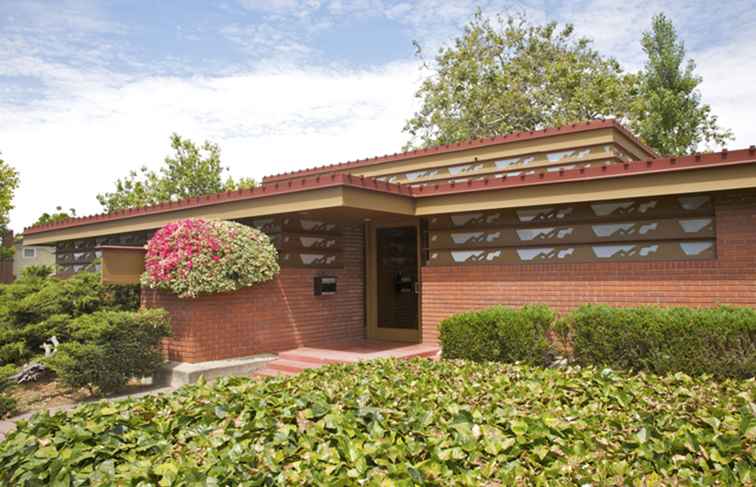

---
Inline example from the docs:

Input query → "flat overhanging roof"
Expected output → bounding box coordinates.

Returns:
[263,119,658,183]
[22,144,756,246]
[23,178,414,245]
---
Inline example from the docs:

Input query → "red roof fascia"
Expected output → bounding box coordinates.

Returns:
[24,173,411,235]
[262,119,658,183]
[411,147,756,197]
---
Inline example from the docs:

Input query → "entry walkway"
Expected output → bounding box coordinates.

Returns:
[254,339,440,377]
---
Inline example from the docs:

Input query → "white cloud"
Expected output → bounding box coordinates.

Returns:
[695,32,756,149]
[1,62,423,232]
[222,23,317,57]
[238,0,321,13]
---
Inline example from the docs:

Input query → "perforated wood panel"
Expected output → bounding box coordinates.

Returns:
[242,215,344,268]
[425,194,716,266]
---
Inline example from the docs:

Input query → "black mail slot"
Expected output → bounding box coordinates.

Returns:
[314,276,337,296]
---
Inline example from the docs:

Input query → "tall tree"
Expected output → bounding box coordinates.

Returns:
[33,206,77,226]
[403,12,635,148]
[0,153,19,231]
[629,13,732,155]
[97,134,255,213]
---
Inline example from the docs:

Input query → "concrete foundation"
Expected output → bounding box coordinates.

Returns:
[156,354,276,387]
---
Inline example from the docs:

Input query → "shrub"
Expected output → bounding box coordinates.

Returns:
[559,304,756,378]
[0,364,17,418]
[142,218,280,298]
[0,272,140,366]
[19,264,53,280]
[46,309,171,395]
[0,360,753,484]
[101,282,141,310]
[440,304,554,365]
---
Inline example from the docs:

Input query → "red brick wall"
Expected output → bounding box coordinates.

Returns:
[421,190,756,344]
[142,225,365,363]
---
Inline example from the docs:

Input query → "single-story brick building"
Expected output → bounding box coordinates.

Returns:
[23,119,756,364]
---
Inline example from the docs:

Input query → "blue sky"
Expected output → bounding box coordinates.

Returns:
[2,0,755,231]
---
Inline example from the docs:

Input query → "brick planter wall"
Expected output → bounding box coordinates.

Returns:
[142,225,365,363]
[421,189,756,344]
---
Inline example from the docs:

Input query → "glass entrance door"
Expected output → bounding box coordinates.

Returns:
[366,224,420,342]
[376,227,419,330]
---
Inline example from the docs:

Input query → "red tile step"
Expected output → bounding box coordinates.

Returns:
[252,341,440,379]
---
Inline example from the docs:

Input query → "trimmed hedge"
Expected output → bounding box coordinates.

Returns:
[440,303,755,378]
[0,359,753,484]
[46,309,171,395]
[558,304,756,378]
[440,304,554,365]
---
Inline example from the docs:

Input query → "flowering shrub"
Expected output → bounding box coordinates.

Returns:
[141,218,280,298]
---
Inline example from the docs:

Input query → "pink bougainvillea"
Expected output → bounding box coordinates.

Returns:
[141,218,279,298]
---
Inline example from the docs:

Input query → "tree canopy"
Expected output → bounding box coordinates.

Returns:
[0,153,19,232]
[404,12,732,156]
[97,134,255,213]
[628,13,733,155]
[403,12,635,149]
[33,206,77,226]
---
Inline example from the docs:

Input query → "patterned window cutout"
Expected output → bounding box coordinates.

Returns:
[298,236,336,248]
[517,207,575,222]
[680,241,714,255]
[299,253,337,265]
[449,213,501,227]
[517,247,575,261]
[451,250,502,263]
[678,195,711,210]
[494,157,521,170]
[547,149,591,162]
[592,244,659,259]
[448,163,486,176]
[591,200,658,217]
[592,222,658,237]
[678,218,713,233]
[298,219,337,232]
[516,227,574,241]
[404,169,441,181]
[449,231,502,245]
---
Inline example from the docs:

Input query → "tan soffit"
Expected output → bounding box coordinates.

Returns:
[341,187,415,215]
[414,163,756,215]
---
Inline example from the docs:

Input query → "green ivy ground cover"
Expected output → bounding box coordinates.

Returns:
[1,359,754,485]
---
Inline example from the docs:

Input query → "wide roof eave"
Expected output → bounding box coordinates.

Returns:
[22,147,756,243]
